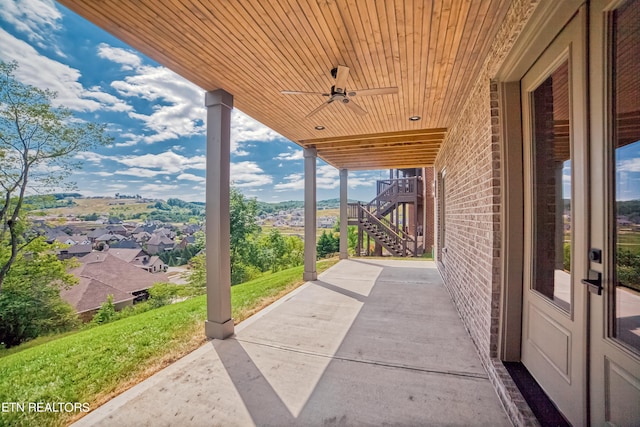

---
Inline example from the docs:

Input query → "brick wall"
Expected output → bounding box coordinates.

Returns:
[434,0,541,425]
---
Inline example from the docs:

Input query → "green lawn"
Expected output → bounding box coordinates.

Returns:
[0,259,337,427]
[617,230,640,254]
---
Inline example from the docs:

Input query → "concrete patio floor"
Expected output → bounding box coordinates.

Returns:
[74,259,511,426]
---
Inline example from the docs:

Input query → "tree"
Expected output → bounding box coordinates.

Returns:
[0,61,111,291]
[229,187,260,284]
[0,238,79,347]
[187,253,206,288]
[317,230,339,258]
[283,235,304,268]
[332,218,358,254]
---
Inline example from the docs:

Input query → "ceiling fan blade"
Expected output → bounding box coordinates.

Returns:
[305,99,333,118]
[281,90,330,96]
[334,65,350,93]
[350,87,398,97]
[343,99,367,115]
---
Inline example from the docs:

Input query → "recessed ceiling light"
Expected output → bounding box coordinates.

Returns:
[409,116,421,121]
[314,125,325,130]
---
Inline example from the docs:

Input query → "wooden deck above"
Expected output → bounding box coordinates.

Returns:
[59,0,512,169]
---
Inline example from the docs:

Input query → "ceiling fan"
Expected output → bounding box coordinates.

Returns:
[281,65,398,118]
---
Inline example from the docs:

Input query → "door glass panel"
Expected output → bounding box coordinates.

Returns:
[532,61,572,312]
[612,0,640,351]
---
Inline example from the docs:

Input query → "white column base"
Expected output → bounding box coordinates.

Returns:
[303,271,318,281]
[205,318,234,340]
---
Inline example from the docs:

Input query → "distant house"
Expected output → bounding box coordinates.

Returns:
[56,234,91,246]
[108,216,123,224]
[44,227,70,244]
[109,239,142,250]
[318,216,337,228]
[142,256,167,273]
[57,243,93,260]
[61,252,170,321]
[108,248,167,273]
[106,224,128,235]
[175,235,196,250]
[108,248,148,264]
[153,227,176,239]
[146,234,174,254]
[95,233,126,245]
[181,224,201,235]
[133,231,152,243]
[87,228,109,242]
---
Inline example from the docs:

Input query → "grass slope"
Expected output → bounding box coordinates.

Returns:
[0,259,337,427]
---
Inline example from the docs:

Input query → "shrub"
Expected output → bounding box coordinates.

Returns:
[91,295,116,325]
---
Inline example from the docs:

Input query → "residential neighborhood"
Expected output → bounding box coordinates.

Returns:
[28,196,343,320]
[32,208,202,318]
[257,208,338,229]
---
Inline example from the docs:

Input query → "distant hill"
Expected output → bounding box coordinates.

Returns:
[23,193,83,210]
[26,194,364,222]
[254,198,362,215]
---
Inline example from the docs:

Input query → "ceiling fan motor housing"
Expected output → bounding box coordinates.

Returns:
[330,85,346,96]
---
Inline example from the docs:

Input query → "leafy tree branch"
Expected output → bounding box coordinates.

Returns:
[0,61,112,291]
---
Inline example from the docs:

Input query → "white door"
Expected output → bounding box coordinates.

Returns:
[520,8,589,426]
[589,1,640,425]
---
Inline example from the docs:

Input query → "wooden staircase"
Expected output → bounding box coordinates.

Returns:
[348,176,421,257]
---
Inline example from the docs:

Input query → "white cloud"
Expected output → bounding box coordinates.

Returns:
[96,45,284,150]
[274,149,303,161]
[316,165,340,190]
[177,173,205,183]
[0,0,62,53]
[618,158,640,173]
[97,43,142,70]
[104,58,205,145]
[76,150,207,181]
[115,151,206,173]
[274,173,305,191]
[115,140,140,148]
[75,152,106,164]
[139,183,179,193]
[230,161,273,188]
[0,29,132,113]
[274,167,375,192]
[114,167,167,178]
[348,175,376,189]
[105,183,129,191]
[231,110,283,145]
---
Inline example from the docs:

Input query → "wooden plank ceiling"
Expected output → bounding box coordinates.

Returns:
[58,0,511,170]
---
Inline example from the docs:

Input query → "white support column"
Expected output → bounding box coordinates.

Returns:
[204,89,234,340]
[339,168,348,259]
[304,148,317,281]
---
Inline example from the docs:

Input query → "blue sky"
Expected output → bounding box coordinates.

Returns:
[0,0,385,203]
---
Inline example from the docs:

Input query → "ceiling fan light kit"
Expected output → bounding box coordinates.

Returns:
[282,65,398,118]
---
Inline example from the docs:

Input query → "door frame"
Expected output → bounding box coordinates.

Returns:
[495,0,589,423]
[519,8,589,426]
[497,0,587,363]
